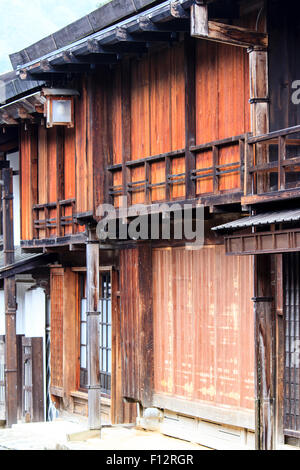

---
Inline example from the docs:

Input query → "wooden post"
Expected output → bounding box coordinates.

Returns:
[253,255,276,450]
[184,34,196,200]
[122,60,131,206]
[63,269,77,410]
[56,127,65,237]
[278,136,286,191]
[86,227,101,431]
[3,167,18,427]
[111,268,123,424]
[275,254,284,447]
[248,47,269,193]
[138,244,153,408]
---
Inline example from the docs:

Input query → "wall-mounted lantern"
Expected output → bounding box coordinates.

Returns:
[43,88,79,129]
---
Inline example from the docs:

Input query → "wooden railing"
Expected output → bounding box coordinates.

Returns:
[190,134,247,196]
[245,125,300,197]
[108,134,249,205]
[33,198,76,239]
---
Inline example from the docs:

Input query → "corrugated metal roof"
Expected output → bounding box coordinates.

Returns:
[212,209,300,231]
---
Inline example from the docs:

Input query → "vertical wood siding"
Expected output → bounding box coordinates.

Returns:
[64,128,76,235]
[195,41,250,194]
[109,39,250,206]
[20,39,251,241]
[120,249,140,401]
[20,124,38,241]
[119,247,153,407]
[153,246,254,412]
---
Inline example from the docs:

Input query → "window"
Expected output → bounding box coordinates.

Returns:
[79,272,112,396]
[99,273,112,396]
[79,275,88,389]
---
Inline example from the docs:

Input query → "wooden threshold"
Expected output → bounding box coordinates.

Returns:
[153,394,255,431]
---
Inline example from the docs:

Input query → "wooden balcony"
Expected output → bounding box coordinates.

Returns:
[242,125,300,206]
[107,133,249,209]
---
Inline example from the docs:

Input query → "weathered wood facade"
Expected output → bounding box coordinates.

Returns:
[1,0,300,450]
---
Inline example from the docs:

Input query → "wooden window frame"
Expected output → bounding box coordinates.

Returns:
[77,269,112,398]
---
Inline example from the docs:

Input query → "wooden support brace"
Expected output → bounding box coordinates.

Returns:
[191,3,268,48]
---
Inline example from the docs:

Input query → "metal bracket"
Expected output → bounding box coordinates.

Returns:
[249,98,270,104]
[2,194,14,201]
[86,385,101,390]
[86,311,101,317]
[252,296,274,303]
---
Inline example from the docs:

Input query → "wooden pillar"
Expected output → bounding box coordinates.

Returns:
[121,60,131,206]
[62,269,77,410]
[3,167,17,427]
[138,244,153,408]
[56,127,65,237]
[184,34,196,200]
[86,227,101,431]
[248,47,269,192]
[111,268,123,424]
[275,254,284,447]
[253,254,276,450]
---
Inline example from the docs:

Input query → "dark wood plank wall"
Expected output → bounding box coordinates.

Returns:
[50,267,79,409]
[20,124,38,241]
[268,0,300,132]
[20,30,252,242]
[89,71,112,213]
[195,41,250,195]
[21,101,87,241]
[110,38,250,206]
[119,246,153,409]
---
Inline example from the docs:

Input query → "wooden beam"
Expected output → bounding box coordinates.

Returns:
[31,337,44,423]
[121,60,131,206]
[16,106,34,121]
[0,112,18,125]
[62,269,77,410]
[138,245,153,408]
[111,268,123,424]
[184,34,196,200]
[275,254,284,447]
[191,2,208,36]
[149,0,189,23]
[3,167,18,427]
[56,127,65,237]
[253,255,275,450]
[191,4,268,48]
[50,51,118,66]
[248,47,269,193]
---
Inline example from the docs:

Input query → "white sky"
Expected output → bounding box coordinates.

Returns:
[0,0,105,73]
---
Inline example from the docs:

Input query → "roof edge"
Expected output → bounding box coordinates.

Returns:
[9,0,162,70]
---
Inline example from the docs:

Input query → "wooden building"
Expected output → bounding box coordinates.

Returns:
[0,0,299,450]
